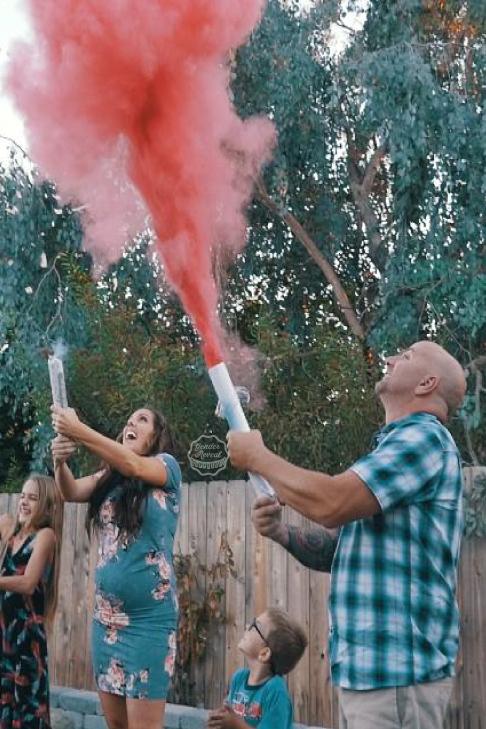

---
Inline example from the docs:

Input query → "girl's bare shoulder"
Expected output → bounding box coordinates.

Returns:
[36,526,56,544]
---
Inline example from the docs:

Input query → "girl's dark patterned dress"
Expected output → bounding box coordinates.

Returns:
[0,534,50,729]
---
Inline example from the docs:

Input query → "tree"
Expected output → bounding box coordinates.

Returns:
[230,0,486,462]
[0,151,91,485]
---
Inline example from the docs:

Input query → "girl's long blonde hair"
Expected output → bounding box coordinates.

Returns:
[0,474,64,625]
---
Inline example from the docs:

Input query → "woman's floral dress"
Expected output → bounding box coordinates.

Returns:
[92,453,181,700]
[0,533,51,729]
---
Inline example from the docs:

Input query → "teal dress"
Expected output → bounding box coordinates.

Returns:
[91,453,181,700]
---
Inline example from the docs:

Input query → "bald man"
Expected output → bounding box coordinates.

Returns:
[228,341,467,729]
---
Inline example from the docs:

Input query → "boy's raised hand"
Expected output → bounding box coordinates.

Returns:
[208,706,226,727]
[207,705,243,729]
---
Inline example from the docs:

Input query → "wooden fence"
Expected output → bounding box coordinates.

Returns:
[0,471,485,727]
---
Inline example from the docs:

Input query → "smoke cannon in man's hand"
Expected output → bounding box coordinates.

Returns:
[210,362,275,500]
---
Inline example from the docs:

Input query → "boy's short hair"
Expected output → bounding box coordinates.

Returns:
[265,607,308,676]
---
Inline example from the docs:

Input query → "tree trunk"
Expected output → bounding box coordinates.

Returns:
[255,177,365,341]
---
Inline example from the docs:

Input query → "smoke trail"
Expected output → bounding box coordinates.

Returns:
[52,339,68,361]
[8,0,275,366]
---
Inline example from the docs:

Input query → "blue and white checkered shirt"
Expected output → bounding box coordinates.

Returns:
[329,412,463,689]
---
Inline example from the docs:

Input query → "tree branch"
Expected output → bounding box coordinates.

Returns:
[346,131,388,270]
[25,253,65,342]
[335,20,358,35]
[362,142,389,195]
[465,355,486,374]
[0,134,32,162]
[463,417,480,467]
[254,177,365,341]
[473,367,483,426]
[462,356,484,466]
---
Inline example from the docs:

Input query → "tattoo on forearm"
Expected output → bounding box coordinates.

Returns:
[286,526,338,572]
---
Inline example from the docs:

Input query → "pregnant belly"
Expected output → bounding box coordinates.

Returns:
[95,558,177,618]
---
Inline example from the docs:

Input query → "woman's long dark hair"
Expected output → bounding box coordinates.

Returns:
[86,408,176,539]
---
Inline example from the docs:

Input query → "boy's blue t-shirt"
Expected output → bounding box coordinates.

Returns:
[226,668,293,728]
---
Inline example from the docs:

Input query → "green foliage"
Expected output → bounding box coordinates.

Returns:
[250,316,381,474]
[0,154,91,487]
[0,394,31,492]
[230,0,486,465]
[231,0,350,333]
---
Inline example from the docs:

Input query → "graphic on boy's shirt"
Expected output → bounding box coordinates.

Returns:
[230,691,263,720]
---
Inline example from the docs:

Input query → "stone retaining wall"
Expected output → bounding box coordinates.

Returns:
[51,686,327,729]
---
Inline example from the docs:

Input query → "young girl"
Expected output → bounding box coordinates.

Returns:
[51,405,181,729]
[0,474,63,729]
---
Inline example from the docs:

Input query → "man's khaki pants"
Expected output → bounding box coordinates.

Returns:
[339,679,454,729]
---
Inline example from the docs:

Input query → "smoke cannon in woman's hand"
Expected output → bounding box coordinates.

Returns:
[48,356,68,408]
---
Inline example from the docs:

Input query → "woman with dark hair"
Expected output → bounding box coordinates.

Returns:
[0,474,64,729]
[51,406,181,729]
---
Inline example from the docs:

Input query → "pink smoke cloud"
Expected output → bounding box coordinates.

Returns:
[8,0,275,365]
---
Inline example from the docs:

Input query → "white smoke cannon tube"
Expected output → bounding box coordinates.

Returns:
[208,362,275,499]
[48,355,68,408]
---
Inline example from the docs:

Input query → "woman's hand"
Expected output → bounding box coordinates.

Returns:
[51,435,77,466]
[51,405,83,440]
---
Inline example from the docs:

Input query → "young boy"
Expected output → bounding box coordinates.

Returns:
[207,607,308,729]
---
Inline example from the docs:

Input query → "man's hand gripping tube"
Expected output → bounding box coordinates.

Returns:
[208,362,275,499]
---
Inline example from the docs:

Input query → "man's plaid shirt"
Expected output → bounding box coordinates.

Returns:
[329,412,463,689]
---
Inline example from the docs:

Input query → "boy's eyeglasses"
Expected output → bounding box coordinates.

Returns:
[249,617,268,644]
[248,618,276,674]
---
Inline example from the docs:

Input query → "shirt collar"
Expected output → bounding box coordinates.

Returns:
[372,412,441,447]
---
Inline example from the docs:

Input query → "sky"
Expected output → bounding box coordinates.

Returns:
[0,0,33,157]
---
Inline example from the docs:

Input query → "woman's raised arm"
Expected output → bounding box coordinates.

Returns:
[51,434,105,503]
[51,407,168,488]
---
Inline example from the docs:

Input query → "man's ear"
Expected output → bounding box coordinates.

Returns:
[415,375,439,396]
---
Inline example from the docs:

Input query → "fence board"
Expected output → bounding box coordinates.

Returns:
[85,534,97,690]
[69,503,91,688]
[458,538,485,729]
[246,484,269,622]
[286,509,311,725]
[309,569,330,727]
[0,493,10,515]
[268,503,288,611]
[244,482,256,628]
[204,481,227,708]
[52,501,77,686]
[225,481,246,687]
[174,483,189,556]
[188,481,207,706]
